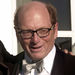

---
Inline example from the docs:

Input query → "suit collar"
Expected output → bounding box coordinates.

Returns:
[51,46,65,75]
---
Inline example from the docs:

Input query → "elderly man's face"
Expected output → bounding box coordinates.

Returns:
[17,4,57,61]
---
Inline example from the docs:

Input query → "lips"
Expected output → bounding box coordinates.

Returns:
[31,46,42,49]
[30,45,42,52]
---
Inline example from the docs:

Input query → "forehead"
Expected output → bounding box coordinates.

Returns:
[18,1,47,15]
[18,2,51,29]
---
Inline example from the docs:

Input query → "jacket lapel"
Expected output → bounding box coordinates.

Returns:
[51,47,65,75]
[11,52,24,75]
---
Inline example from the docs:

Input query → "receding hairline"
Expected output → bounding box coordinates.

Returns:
[14,1,49,26]
[17,1,48,15]
[14,1,57,26]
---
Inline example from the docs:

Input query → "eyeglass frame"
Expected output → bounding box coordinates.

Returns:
[15,25,55,39]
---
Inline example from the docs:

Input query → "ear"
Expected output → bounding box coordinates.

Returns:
[54,22,58,39]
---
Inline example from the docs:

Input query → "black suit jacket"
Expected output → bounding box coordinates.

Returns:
[0,40,75,75]
[0,41,17,75]
[51,46,75,75]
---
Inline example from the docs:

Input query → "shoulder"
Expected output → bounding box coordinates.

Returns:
[55,45,75,74]
[55,44,75,63]
[0,40,24,63]
[0,40,17,63]
[64,54,75,74]
[14,51,24,62]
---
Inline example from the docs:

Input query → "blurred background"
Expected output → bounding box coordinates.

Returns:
[0,0,75,55]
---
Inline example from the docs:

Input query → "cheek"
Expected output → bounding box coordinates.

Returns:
[43,32,55,49]
[23,39,31,48]
[19,38,31,51]
[44,32,55,43]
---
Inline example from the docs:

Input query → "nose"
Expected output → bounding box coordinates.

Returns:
[31,32,40,44]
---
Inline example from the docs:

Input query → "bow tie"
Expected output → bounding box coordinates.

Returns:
[22,60,43,74]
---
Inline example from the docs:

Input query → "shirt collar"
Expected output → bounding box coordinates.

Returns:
[43,45,56,74]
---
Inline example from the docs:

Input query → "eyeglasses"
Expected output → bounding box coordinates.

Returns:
[16,25,55,39]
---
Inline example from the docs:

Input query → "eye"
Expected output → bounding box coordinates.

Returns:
[38,29,49,34]
[21,30,32,36]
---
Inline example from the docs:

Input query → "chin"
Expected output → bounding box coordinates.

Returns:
[30,53,44,61]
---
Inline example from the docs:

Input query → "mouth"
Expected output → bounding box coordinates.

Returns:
[30,45,43,52]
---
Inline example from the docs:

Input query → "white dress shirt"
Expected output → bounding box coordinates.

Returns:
[19,45,56,75]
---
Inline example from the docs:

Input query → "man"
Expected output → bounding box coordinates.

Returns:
[0,1,75,75]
